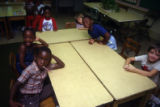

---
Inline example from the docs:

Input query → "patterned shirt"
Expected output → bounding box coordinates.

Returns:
[18,61,50,94]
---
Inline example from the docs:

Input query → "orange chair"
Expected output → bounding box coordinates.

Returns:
[120,38,141,59]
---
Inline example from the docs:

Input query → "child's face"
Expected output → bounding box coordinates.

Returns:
[148,49,160,63]
[44,9,51,18]
[83,17,92,28]
[35,51,51,71]
[23,30,35,47]
[77,17,83,24]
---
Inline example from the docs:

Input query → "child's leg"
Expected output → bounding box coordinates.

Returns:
[40,83,59,106]
[19,94,40,107]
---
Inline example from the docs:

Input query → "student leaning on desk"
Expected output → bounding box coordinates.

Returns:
[123,43,160,105]
[82,16,117,50]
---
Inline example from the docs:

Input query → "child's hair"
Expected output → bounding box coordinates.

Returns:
[23,27,36,38]
[43,6,51,13]
[148,43,160,53]
[74,13,84,23]
[34,46,52,57]
[83,15,93,20]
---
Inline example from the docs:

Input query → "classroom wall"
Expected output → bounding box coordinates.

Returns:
[149,19,160,42]
[140,0,160,11]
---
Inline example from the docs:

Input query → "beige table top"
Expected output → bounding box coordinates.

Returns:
[36,29,90,44]
[71,40,156,100]
[84,2,145,22]
[48,43,113,107]
[0,5,26,17]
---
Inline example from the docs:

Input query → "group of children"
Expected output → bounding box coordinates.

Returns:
[9,1,160,106]
[25,0,57,32]
[10,27,64,107]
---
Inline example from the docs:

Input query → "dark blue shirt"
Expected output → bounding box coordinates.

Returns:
[88,24,108,39]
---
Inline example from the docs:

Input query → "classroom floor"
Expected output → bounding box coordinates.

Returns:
[0,11,156,106]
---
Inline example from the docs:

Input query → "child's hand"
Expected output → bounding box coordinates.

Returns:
[35,37,40,41]
[123,64,129,69]
[97,41,103,45]
[88,39,95,44]
[124,64,136,72]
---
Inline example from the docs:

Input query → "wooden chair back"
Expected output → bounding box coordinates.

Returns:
[9,52,20,78]
[65,22,76,28]
[120,38,141,59]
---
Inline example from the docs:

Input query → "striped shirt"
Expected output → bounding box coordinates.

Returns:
[18,61,48,94]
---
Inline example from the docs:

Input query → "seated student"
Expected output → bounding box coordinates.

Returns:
[38,6,58,32]
[16,27,48,74]
[25,0,35,27]
[83,16,117,50]
[10,46,65,107]
[32,0,45,30]
[123,44,160,105]
[74,13,87,30]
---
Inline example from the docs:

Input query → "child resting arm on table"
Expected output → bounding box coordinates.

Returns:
[10,46,64,107]
[123,43,160,105]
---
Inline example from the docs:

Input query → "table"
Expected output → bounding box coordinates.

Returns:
[83,2,145,23]
[48,43,113,107]
[36,28,90,44]
[71,40,156,107]
[0,2,26,39]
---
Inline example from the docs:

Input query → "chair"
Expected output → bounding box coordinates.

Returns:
[120,38,141,59]
[9,52,20,78]
[40,97,56,107]
[9,52,56,107]
[65,22,76,28]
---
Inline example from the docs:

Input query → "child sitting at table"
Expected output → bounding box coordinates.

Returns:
[16,27,48,74]
[123,44,160,105]
[32,0,45,30]
[83,16,117,50]
[10,46,65,107]
[74,13,87,30]
[38,6,58,32]
[25,0,35,27]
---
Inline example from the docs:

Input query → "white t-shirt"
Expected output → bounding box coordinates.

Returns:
[42,19,53,32]
[135,54,160,84]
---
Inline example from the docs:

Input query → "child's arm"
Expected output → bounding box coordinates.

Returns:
[46,54,65,70]
[38,18,43,31]
[125,65,159,77]
[52,18,58,31]
[88,39,95,44]
[35,37,48,47]
[124,57,159,77]
[9,81,23,107]
[102,32,110,44]
[19,45,27,69]
[78,27,88,30]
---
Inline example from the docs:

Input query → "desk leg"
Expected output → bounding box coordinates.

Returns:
[105,103,111,107]
[4,18,10,39]
[139,91,152,107]
[112,101,118,107]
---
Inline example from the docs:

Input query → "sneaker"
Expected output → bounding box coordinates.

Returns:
[151,95,160,105]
